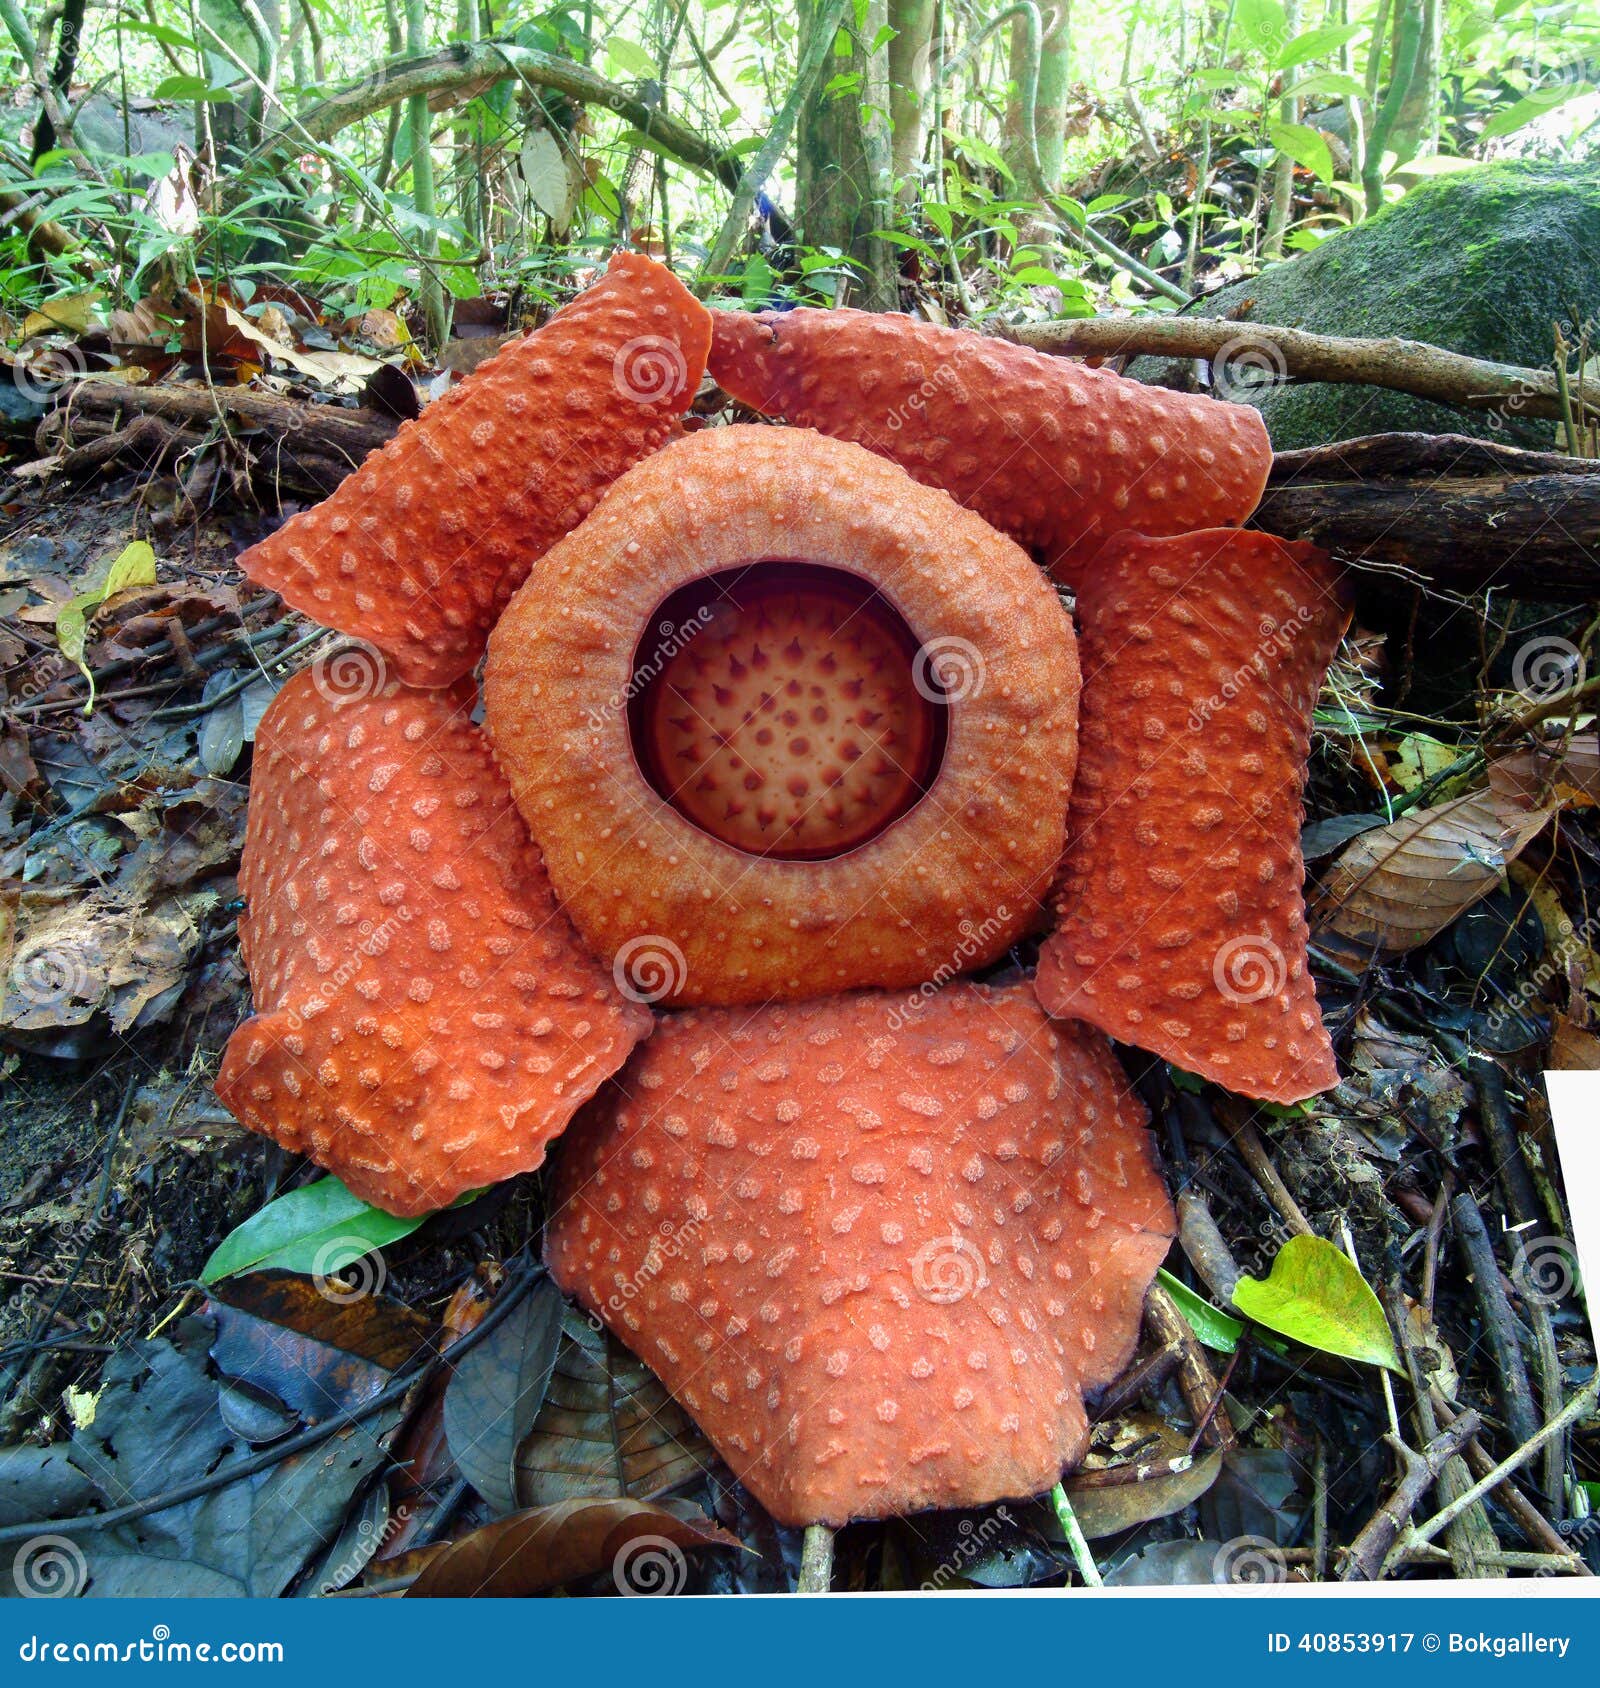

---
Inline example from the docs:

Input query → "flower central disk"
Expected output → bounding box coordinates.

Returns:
[630,562,946,861]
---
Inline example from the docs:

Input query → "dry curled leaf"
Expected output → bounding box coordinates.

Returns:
[1064,1448,1223,1540]
[1313,785,1556,956]
[402,1499,740,1597]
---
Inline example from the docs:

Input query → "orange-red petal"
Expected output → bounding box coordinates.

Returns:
[1035,529,1350,1103]
[546,981,1175,1526]
[709,307,1271,584]
[239,253,712,687]
[216,668,651,1216]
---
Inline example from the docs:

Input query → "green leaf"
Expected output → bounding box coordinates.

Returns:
[57,541,158,711]
[923,200,953,240]
[1275,22,1363,68]
[1010,265,1069,288]
[1478,83,1588,141]
[1282,70,1369,102]
[201,1177,423,1283]
[1157,1269,1242,1352]
[152,73,237,102]
[604,37,658,79]
[870,229,937,256]
[1270,121,1335,182]
[121,19,197,50]
[739,251,775,303]
[1234,0,1288,57]
[1232,1234,1403,1370]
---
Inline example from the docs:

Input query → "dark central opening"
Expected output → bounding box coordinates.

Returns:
[629,561,948,862]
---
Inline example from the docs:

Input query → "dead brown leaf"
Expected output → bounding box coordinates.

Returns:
[402,1499,740,1597]
[1065,1448,1223,1540]
[1313,786,1556,956]
[1550,1013,1600,1070]
[515,1308,714,1507]
[1489,735,1600,810]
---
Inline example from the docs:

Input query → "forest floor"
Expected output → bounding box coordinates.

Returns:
[0,347,1594,1591]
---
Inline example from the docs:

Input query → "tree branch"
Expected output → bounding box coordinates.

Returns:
[1003,313,1600,424]
[1256,433,1600,601]
[287,42,743,190]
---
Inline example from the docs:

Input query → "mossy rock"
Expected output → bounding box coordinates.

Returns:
[1132,160,1600,450]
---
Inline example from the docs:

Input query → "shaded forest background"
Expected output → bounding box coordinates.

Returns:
[3,0,1599,341]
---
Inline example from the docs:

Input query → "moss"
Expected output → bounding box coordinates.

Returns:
[1133,161,1600,450]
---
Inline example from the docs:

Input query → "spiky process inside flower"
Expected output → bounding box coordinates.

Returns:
[484,424,1080,1007]
[545,980,1176,1527]
[631,562,945,861]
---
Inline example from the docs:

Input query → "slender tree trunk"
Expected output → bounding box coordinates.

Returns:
[701,0,849,283]
[1363,0,1424,213]
[1262,0,1301,258]
[795,0,897,308]
[455,0,483,246]
[1389,0,1440,159]
[30,0,86,161]
[1034,5,1071,190]
[887,0,936,193]
[405,0,448,347]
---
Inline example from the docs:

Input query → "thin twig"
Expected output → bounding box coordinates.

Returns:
[797,1523,834,1593]
[0,1262,546,1546]
[1049,1484,1104,1587]
[1405,1377,1599,1552]
[1339,1413,1481,1581]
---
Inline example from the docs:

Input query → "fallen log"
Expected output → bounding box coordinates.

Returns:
[1253,433,1600,602]
[32,378,398,499]
[23,389,1600,605]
